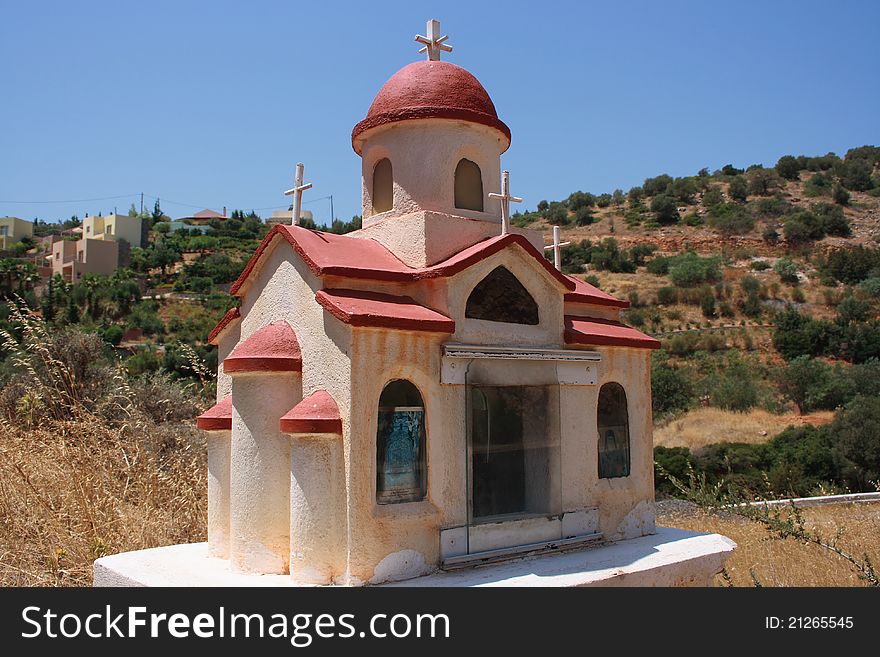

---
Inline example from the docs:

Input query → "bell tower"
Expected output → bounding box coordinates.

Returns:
[349,20,542,267]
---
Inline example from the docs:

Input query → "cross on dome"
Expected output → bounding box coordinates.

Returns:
[283,162,313,226]
[414,18,453,61]
[488,170,523,236]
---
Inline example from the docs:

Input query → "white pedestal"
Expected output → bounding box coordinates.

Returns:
[93,527,735,587]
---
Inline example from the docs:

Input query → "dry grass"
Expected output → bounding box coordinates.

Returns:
[658,501,880,586]
[0,301,208,586]
[0,414,207,586]
[653,407,833,450]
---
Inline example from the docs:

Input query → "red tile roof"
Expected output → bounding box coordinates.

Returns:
[280,390,342,434]
[352,61,510,154]
[208,307,241,345]
[230,225,576,295]
[192,209,225,219]
[564,316,660,350]
[564,275,630,308]
[316,288,455,333]
[196,394,232,431]
[223,320,303,373]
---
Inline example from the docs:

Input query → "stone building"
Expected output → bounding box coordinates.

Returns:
[95,20,734,587]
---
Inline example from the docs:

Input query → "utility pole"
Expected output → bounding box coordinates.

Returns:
[330,195,334,224]
[140,192,144,216]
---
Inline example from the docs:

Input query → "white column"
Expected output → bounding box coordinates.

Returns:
[206,430,231,558]
[229,372,300,574]
[289,434,345,584]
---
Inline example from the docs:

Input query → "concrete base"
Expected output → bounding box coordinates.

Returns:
[93,527,735,587]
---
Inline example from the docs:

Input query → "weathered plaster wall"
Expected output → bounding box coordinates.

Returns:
[446,246,568,348]
[347,327,460,584]
[223,238,353,579]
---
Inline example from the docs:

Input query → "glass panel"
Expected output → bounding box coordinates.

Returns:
[376,406,425,504]
[598,383,630,479]
[468,384,560,523]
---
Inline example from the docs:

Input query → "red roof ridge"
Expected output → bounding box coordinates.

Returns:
[208,307,241,345]
[224,320,303,373]
[564,275,630,308]
[316,288,455,333]
[280,390,342,434]
[196,394,232,431]
[230,225,575,296]
[564,315,660,350]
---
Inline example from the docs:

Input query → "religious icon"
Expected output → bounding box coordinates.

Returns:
[377,406,425,503]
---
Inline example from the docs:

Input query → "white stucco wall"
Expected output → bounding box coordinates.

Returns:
[353,210,544,268]
[360,120,506,224]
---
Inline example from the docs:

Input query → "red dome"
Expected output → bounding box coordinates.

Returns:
[352,60,510,154]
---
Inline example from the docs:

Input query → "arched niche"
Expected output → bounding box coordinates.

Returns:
[372,158,393,213]
[465,266,539,325]
[454,158,484,211]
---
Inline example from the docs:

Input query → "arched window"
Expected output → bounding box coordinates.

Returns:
[598,383,630,479]
[465,266,539,325]
[376,380,426,504]
[372,158,393,213]
[454,158,484,211]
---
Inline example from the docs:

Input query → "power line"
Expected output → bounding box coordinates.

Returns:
[0,193,138,204]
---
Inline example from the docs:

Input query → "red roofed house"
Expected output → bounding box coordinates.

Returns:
[95,20,733,588]
[180,208,227,225]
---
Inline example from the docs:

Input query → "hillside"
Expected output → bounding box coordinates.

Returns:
[0,145,878,586]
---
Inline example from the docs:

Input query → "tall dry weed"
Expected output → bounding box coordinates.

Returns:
[0,301,209,585]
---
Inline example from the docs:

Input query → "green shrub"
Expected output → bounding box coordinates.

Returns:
[774,257,799,284]
[751,260,771,271]
[700,293,716,318]
[707,203,755,235]
[783,210,824,245]
[667,253,722,287]
[791,287,806,303]
[709,356,759,411]
[775,155,801,180]
[823,246,880,284]
[651,357,695,417]
[102,324,124,346]
[643,174,673,197]
[574,206,595,226]
[650,194,680,225]
[654,446,695,496]
[833,396,880,490]
[832,183,851,206]
[753,195,791,217]
[702,185,723,209]
[728,175,748,202]
[626,308,645,326]
[657,286,678,305]
[812,202,851,237]
[804,172,833,197]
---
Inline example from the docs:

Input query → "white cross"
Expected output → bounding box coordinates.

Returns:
[414,19,453,61]
[543,225,572,271]
[283,162,313,226]
[488,170,523,236]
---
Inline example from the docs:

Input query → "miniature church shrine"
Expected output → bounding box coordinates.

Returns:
[95,20,735,587]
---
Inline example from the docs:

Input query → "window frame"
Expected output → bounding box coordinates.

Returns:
[597,382,631,479]
[375,379,428,505]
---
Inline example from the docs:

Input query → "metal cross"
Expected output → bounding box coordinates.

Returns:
[414,19,452,61]
[543,225,572,271]
[283,162,313,226]
[488,170,523,236]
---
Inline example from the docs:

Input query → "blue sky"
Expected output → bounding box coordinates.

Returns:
[2,0,878,224]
